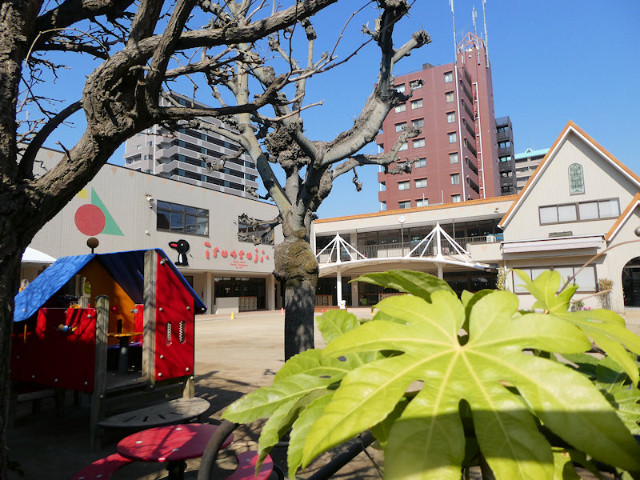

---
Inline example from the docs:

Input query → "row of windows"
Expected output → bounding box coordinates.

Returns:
[513,266,596,293]
[539,198,620,225]
[394,71,453,94]
[397,132,457,151]
[396,174,460,192]
[396,91,454,112]
[155,200,273,244]
[397,194,461,209]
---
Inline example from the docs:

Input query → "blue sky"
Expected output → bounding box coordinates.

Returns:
[37,1,640,220]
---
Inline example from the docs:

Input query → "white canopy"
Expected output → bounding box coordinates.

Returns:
[21,247,56,264]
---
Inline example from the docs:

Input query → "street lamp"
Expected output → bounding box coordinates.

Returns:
[398,215,406,256]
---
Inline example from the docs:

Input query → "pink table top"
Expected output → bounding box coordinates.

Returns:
[117,423,232,463]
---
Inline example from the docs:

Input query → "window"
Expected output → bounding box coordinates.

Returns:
[569,163,585,194]
[237,216,274,245]
[448,132,457,144]
[410,79,423,90]
[445,91,455,103]
[444,71,453,83]
[394,103,406,113]
[412,118,424,128]
[513,266,596,293]
[449,153,459,164]
[395,122,406,132]
[413,138,425,148]
[415,178,427,188]
[399,201,411,209]
[499,156,512,162]
[451,174,460,185]
[398,181,410,191]
[451,194,461,203]
[447,111,456,123]
[539,198,620,224]
[411,99,423,109]
[394,84,405,93]
[416,199,429,207]
[157,201,209,236]
[414,158,426,168]
[399,142,408,151]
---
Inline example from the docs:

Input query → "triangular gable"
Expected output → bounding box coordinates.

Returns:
[605,193,640,242]
[499,121,640,228]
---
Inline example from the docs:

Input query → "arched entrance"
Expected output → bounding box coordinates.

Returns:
[622,257,640,307]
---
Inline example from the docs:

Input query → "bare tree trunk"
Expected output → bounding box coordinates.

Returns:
[0,244,21,480]
[274,233,318,359]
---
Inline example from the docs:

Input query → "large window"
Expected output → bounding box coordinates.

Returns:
[451,174,460,185]
[413,138,425,148]
[398,181,410,191]
[414,157,426,168]
[539,198,620,225]
[394,84,405,93]
[412,118,424,128]
[445,91,455,103]
[411,99,423,109]
[569,163,585,194]
[451,194,461,203]
[444,71,453,83]
[398,201,411,209]
[395,122,406,132]
[513,266,596,293]
[157,201,209,236]
[447,111,456,123]
[449,153,459,164]
[448,132,457,144]
[415,178,427,188]
[416,199,429,207]
[410,79,423,90]
[237,216,274,245]
[394,103,406,113]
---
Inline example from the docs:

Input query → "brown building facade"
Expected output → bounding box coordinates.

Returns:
[377,33,504,210]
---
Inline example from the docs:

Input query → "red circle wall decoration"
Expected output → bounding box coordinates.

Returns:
[74,204,106,236]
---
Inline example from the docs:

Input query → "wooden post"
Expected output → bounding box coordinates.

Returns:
[90,295,109,450]
[142,250,157,383]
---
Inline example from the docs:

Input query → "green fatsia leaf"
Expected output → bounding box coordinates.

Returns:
[222,373,335,423]
[552,449,581,480]
[355,269,455,301]
[370,397,409,449]
[316,309,361,343]
[595,356,640,435]
[273,348,351,382]
[300,290,640,478]
[516,269,640,383]
[287,393,333,479]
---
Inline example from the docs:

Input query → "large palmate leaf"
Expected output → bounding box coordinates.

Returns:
[300,288,640,479]
[514,270,640,383]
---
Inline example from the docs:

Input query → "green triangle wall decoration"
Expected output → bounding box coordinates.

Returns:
[91,188,124,236]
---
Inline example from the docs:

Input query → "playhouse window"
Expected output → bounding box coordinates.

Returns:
[237,216,275,245]
[157,201,209,236]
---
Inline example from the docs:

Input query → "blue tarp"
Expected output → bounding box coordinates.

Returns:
[14,249,206,322]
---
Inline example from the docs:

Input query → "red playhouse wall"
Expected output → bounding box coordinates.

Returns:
[11,308,97,392]
[154,255,195,381]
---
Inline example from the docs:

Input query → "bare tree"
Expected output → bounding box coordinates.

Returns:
[0,0,427,474]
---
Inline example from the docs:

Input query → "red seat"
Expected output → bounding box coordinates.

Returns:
[226,451,274,480]
[72,453,133,480]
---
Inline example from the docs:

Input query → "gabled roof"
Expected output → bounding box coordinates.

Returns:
[14,249,206,322]
[605,193,640,242]
[499,121,640,229]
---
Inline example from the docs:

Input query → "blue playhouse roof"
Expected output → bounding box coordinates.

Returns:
[14,249,206,322]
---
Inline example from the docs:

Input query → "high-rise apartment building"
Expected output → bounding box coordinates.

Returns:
[496,116,517,195]
[514,147,549,192]
[124,93,259,198]
[377,32,508,210]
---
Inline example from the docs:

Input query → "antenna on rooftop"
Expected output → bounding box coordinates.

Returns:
[472,6,478,36]
[450,0,457,60]
[482,0,490,68]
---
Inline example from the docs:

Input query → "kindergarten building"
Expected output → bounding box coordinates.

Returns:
[313,122,640,315]
[26,148,282,313]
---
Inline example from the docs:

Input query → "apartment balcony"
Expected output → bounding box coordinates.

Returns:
[500,176,516,188]
[498,159,515,173]
[496,130,511,142]
[497,146,512,157]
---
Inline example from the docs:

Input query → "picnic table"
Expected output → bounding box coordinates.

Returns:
[117,423,233,480]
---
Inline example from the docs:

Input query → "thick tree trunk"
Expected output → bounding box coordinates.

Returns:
[274,234,318,360]
[0,243,21,480]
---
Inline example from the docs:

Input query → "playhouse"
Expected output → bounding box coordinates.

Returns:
[12,249,206,438]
